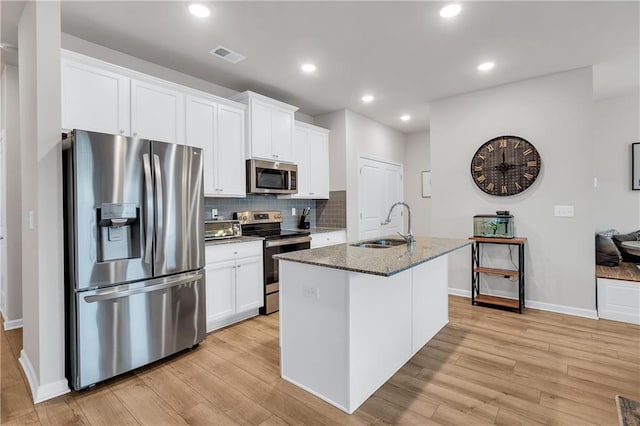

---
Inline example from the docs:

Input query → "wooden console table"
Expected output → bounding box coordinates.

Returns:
[470,236,526,314]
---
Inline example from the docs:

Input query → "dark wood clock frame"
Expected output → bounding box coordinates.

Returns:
[470,135,542,196]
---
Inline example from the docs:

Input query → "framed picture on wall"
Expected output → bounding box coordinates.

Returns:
[634,143,640,190]
[422,171,432,198]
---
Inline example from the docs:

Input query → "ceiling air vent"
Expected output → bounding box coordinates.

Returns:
[209,46,246,64]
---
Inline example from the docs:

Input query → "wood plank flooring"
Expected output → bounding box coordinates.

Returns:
[2,296,639,425]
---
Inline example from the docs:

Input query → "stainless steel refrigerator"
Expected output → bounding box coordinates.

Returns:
[63,129,206,390]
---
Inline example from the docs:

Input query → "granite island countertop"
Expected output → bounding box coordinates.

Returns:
[274,236,471,276]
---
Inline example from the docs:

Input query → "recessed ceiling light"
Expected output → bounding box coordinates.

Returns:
[400,115,411,122]
[440,4,462,18]
[477,61,495,71]
[301,64,316,73]
[189,4,210,18]
[361,95,374,103]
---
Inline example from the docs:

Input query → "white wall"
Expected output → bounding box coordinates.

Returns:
[345,111,406,241]
[1,64,22,329]
[593,93,640,232]
[18,1,69,402]
[404,131,431,237]
[430,68,596,316]
[314,109,408,240]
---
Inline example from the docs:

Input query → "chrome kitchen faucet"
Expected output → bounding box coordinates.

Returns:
[381,202,414,247]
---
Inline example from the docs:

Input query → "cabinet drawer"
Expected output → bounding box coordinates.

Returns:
[311,230,347,248]
[206,241,263,264]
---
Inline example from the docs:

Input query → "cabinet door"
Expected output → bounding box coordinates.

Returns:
[185,96,216,195]
[307,130,330,199]
[61,59,130,135]
[131,79,184,144]
[235,255,264,312]
[271,106,294,162]
[250,99,273,160]
[206,260,236,325]
[217,104,246,197]
[292,127,310,198]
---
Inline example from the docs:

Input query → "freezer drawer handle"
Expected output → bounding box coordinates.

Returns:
[142,153,153,264]
[84,270,204,303]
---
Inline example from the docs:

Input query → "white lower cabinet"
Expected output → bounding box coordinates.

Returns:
[205,241,263,332]
[310,230,347,249]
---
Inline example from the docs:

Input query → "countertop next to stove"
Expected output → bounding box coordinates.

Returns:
[205,236,264,246]
[274,236,470,276]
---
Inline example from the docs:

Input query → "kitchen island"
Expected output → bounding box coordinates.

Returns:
[275,236,470,414]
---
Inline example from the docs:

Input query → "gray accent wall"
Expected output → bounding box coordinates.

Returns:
[429,67,596,315]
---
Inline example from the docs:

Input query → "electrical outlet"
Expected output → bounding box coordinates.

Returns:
[292,207,296,216]
[303,286,319,300]
[211,208,218,218]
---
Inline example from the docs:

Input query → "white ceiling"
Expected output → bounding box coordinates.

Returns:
[2,1,639,133]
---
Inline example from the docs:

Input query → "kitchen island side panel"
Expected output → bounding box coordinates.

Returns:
[279,261,350,411]
[412,254,449,354]
[348,270,412,412]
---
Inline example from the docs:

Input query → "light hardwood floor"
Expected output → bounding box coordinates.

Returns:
[2,296,639,425]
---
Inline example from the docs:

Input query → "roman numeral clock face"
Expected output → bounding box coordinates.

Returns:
[470,136,541,196]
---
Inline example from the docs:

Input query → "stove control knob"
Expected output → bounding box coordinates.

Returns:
[242,215,247,221]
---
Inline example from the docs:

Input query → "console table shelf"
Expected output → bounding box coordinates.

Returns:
[469,236,526,314]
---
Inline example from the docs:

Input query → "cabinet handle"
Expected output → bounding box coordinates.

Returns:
[133,132,138,137]
[237,265,242,268]
[273,154,279,158]
[232,265,236,269]
[233,251,238,255]
[119,129,124,134]
[309,192,314,195]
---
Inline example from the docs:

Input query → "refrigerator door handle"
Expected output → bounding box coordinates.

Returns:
[153,154,164,257]
[142,153,154,265]
[83,270,204,303]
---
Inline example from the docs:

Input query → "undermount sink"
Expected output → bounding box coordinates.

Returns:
[350,238,408,249]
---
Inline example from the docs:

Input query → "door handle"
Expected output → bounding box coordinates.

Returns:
[153,154,164,260]
[84,270,204,303]
[265,236,311,248]
[142,153,153,264]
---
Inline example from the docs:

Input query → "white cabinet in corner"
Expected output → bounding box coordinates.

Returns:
[61,54,130,135]
[131,79,184,144]
[185,95,246,197]
[205,241,263,332]
[310,230,346,249]
[230,91,298,163]
[281,121,330,199]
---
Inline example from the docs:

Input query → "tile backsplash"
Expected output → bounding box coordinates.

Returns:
[316,191,347,228]
[204,195,316,230]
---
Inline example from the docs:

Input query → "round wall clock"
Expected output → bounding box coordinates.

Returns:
[470,135,541,196]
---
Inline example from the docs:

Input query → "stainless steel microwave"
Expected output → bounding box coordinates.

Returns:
[246,159,298,194]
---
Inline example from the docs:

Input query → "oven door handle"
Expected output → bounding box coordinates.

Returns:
[265,236,311,248]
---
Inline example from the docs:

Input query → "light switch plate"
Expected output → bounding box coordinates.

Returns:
[554,205,574,217]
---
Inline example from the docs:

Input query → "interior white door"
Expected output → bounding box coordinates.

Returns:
[358,157,403,240]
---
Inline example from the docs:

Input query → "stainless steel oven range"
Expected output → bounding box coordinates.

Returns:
[234,211,311,314]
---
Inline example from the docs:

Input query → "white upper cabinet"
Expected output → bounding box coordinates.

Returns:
[61,55,130,135]
[216,104,246,197]
[185,95,246,197]
[230,91,298,163]
[185,95,217,194]
[281,121,330,199]
[131,79,184,144]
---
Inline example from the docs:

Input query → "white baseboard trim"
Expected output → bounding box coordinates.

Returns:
[448,288,471,298]
[207,309,259,333]
[524,300,598,319]
[447,288,598,320]
[4,318,23,330]
[19,350,70,404]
